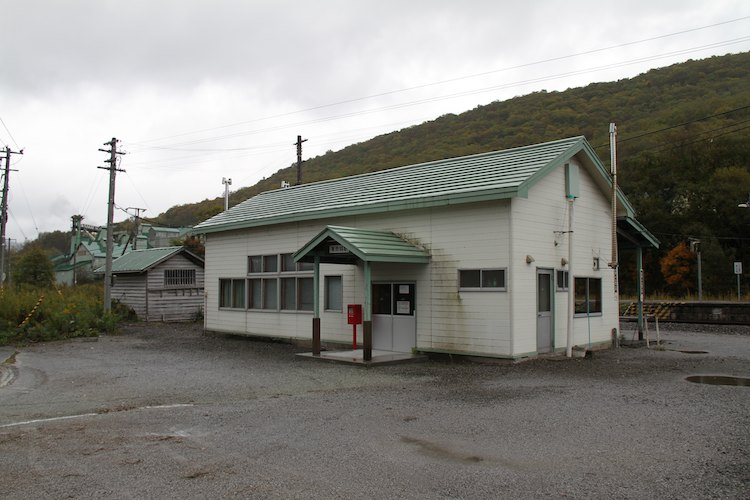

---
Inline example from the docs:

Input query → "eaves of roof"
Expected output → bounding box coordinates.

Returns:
[194,136,635,235]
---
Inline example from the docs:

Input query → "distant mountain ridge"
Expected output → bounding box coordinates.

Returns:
[152,51,750,294]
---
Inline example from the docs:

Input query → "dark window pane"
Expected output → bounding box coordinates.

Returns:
[232,279,245,309]
[298,261,313,271]
[537,273,551,313]
[459,270,481,288]
[249,255,262,273]
[325,276,342,311]
[482,269,505,288]
[372,283,391,315]
[281,277,296,310]
[220,279,232,307]
[298,278,314,311]
[281,253,295,272]
[249,279,262,309]
[589,278,602,313]
[263,255,278,273]
[574,278,587,314]
[263,278,277,309]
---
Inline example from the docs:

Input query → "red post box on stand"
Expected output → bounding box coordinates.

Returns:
[347,304,363,349]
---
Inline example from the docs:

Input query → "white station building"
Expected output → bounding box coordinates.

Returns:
[194,136,657,360]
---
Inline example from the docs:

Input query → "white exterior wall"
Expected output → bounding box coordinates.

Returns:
[204,160,618,358]
[510,158,617,355]
[204,201,512,355]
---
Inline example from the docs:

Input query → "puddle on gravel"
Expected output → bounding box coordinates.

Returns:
[677,350,709,354]
[686,375,750,387]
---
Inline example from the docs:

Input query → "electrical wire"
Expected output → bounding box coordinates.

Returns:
[125,36,750,156]
[0,114,20,149]
[127,15,750,148]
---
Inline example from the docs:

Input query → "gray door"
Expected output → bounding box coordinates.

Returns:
[372,282,416,353]
[536,269,553,354]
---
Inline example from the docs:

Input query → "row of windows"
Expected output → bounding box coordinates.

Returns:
[219,276,343,311]
[248,253,313,274]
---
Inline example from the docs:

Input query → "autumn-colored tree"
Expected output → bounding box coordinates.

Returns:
[660,241,694,295]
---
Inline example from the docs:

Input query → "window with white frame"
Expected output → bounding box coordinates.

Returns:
[458,269,506,290]
[219,279,245,309]
[247,253,313,311]
[574,277,602,314]
[556,270,569,291]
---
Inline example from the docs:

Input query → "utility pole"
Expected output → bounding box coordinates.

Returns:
[294,135,308,185]
[126,207,146,250]
[222,177,232,211]
[98,138,125,312]
[0,146,23,285]
[689,237,702,301]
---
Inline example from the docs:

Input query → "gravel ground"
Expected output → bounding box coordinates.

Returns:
[0,322,748,499]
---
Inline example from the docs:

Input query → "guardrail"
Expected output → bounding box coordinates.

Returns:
[621,301,750,325]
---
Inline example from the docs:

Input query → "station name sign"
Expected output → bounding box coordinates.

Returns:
[329,244,350,254]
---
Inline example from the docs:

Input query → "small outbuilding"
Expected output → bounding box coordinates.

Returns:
[194,136,657,359]
[96,246,205,322]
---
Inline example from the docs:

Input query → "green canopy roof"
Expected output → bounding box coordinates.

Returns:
[294,226,430,264]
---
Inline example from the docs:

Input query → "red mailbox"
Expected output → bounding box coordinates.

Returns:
[347,304,363,325]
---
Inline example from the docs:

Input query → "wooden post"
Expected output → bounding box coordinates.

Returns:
[363,261,372,361]
[312,255,321,355]
[312,317,321,356]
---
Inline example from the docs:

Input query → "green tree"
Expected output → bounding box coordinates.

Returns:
[12,247,55,288]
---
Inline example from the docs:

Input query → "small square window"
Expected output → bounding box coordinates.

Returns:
[556,270,569,291]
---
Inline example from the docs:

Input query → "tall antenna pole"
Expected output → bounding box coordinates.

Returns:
[609,123,619,299]
[0,146,23,285]
[98,138,125,312]
[222,177,232,211]
[294,135,308,185]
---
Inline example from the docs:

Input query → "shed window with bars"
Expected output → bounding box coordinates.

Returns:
[164,269,196,287]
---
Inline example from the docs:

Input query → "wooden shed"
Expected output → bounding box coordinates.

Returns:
[98,246,205,322]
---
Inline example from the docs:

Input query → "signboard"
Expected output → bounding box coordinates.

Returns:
[329,244,350,254]
[735,262,743,275]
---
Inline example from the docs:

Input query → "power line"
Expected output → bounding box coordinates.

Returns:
[594,105,750,149]
[126,36,750,154]
[0,115,20,149]
[127,15,750,148]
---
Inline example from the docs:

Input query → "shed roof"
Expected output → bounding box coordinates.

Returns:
[194,136,636,235]
[94,246,204,274]
[293,226,431,264]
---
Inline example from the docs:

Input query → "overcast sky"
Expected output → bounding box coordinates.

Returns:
[1,0,749,244]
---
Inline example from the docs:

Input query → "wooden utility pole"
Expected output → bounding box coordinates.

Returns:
[294,135,308,185]
[98,138,125,312]
[0,146,23,285]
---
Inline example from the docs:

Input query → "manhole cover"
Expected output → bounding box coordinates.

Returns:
[685,375,750,387]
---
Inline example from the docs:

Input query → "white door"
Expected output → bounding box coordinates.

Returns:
[536,269,553,354]
[372,282,416,353]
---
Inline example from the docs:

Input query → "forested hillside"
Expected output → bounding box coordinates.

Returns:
[154,52,750,296]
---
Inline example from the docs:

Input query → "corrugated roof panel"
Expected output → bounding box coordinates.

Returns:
[195,136,586,234]
[95,246,184,274]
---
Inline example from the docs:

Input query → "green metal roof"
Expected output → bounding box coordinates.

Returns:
[94,246,204,274]
[293,226,431,264]
[194,136,636,234]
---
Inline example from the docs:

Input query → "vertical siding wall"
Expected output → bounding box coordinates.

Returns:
[510,158,618,356]
[145,254,205,322]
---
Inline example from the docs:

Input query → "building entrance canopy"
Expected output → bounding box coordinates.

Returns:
[293,225,430,361]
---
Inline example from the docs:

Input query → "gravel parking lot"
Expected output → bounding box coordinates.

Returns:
[1,322,748,499]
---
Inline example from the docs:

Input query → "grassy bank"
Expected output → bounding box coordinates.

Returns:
[0,284,128,345]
